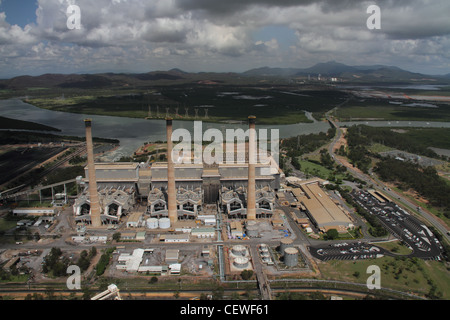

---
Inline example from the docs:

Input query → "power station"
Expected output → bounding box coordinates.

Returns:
[73,116,282,226]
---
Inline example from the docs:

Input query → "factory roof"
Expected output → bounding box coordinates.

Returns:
[299,183,352,228]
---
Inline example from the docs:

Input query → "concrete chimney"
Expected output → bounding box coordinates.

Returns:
[84,119,102,227]
[247,115,256,220]
[166,118,177,223]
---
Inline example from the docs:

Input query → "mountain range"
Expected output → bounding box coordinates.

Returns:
[242,61,448,81]
[1,61,449,90]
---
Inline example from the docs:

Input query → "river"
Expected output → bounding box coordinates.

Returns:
[1,99,450,161]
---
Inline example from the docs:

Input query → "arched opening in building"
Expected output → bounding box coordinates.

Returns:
[182,202,195,212]
[108,203,119,216]
[154,202,166,212]
[258,200,271,210]
[229,201,242,211]
[80,203,90,215]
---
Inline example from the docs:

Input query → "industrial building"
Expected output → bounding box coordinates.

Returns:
[73,183,136,225]
[292,180,353,233]
[73,116,282,226]
[219,185,275,219]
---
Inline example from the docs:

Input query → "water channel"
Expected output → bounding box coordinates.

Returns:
[1,98,450,161]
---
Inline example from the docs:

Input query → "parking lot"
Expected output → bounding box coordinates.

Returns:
[310,241,387,261]
[309,188,444,262]
[349,189,443,260]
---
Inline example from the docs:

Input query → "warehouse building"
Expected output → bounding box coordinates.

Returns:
[293,181,353,233]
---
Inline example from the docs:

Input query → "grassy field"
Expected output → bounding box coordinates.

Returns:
[298,159,345,181]
[0,218,16,232]
[336,99,450,122]
[374,240,414,255]
[318,256,449,299]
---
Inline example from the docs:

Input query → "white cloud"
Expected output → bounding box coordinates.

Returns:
[0,0,449,77]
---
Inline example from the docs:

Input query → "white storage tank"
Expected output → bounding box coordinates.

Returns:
[146,218,158,229]
[233,257,249,269]
[279,238,294,253]
[159,218,171,229]
[231,245,247,256]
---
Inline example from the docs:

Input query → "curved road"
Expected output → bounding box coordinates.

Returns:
[326,115,449,244]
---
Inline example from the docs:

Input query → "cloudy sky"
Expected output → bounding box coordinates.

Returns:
[0,0,449,78]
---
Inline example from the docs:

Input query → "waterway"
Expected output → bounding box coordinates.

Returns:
[1,99,450,161]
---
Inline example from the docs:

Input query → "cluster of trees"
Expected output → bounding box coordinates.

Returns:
[375,158,450,217]
[319,149,334,170]
[95,247,116,276]
[346,125,448,160]
[281,128,336,159]
[77,247,97,272]
[42,248,69,277]
[42,247,97,277]
[68,155,86,165]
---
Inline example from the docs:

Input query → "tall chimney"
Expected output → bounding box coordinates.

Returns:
[247,115,256,220]
[84,119,102,227]
[166,118,177,223]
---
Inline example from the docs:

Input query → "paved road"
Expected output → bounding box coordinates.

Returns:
[326,116,450,244]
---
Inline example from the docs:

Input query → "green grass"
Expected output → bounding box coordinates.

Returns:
[298,159,345,181]
[367,143,394,153]
[0,274,29,283]
[374,240,413,255]
[0,218,17,232]
[319,256,449,299]
[336,100,450,122]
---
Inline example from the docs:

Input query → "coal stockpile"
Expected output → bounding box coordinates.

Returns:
[0,147,66,185]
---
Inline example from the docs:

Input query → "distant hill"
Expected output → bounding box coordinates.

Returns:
[243,61,441,83]
[0,61,448,89]
[0,70,187,90]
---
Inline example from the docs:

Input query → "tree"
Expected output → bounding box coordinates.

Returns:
[240,269,253,280]
[325,229,339,240]
[149,276,158,284]
[212,286,224,300]
[112,232,121,242]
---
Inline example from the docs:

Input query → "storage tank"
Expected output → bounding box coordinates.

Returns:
[279,238,293,253]
[231,245,247,256]
[159,218,171,229]
[146,218,158,229]
[283,247,298,267]
[233,257,249,269]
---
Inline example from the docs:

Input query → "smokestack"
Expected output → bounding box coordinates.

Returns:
[84,119,102,227]
[247,115,256,220]
[166,118,177,223]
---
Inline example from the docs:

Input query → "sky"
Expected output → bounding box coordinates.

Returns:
[0,0,449,78]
